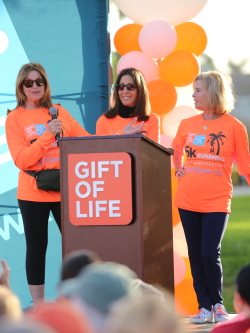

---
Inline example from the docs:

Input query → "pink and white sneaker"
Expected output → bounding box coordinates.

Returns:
[189,308,213,324]
[213,303,229,322]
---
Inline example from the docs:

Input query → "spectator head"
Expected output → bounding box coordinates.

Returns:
[0,285,22,322]
[234,264,250,312]
[27,301,92,333]
[130,279,165,303]
[60,262,137,314]
[0,319,56,333]
[61,250,101,281]
[104,293,183,333]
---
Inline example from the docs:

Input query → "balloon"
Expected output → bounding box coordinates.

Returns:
[147,79,177,116]
[173,220,185,239]
[174,22,207,56]
[175,84,195,108]
[174,252,186,286]
[184,257,192,279]
[114,0,209,27]
[139,20,177,59]
[117,51,159,83]
[160,50,200,87]
[160,134,174,168]
[162,105,199,138]
[174,237,188,258]
[171,168,180,227]
[114,24,143,56]
[175,278,199,315]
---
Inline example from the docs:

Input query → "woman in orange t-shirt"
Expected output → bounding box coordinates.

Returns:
[172,71,250,324]
[5,63,145,305]
[96,68,160,143]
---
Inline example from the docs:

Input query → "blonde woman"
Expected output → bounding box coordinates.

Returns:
[172,71,250,324]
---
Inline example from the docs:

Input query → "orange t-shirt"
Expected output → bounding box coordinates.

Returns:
[172,113,250,213]
[5,105,90,202]
[96,113,160,143]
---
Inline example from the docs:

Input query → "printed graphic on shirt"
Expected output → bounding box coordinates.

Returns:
[185,131,227,163]
[207,131,227,155]
[193,135,206,146]
[186,133,197,144]
[24,124,46,138]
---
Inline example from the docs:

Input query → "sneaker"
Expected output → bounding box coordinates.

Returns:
[213,303,229,322]
[189,308,213,324]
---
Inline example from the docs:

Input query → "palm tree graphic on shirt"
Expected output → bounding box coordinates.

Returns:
[207,132,227,155]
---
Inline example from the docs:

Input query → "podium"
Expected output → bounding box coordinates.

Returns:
[59,135,174,293]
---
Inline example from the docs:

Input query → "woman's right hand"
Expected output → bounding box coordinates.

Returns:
[123,117,145,135]
[175,166,186,180]
[47,119,63,135]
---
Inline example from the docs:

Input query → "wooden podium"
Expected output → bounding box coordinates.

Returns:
[59,135,174,293]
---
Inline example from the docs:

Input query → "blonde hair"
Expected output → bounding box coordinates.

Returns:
[0,285,22,321]
[8,63,52,114]
[194,71,235,114]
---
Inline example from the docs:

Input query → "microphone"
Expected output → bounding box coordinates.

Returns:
[49,107,60,143]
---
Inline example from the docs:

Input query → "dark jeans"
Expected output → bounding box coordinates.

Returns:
[18,200,61,285]
[178,208,229,311]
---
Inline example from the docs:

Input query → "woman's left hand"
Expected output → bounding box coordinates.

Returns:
[123,117,145,135]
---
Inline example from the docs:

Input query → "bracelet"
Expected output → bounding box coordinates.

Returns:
[175,169,180,176]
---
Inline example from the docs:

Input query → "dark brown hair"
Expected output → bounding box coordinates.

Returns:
[7,63,52,114]
[104,68,151,121]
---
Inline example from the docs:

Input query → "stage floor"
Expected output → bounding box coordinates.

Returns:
[182,314,237,333]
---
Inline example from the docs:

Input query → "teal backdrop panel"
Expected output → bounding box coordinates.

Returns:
[0,0,109,308]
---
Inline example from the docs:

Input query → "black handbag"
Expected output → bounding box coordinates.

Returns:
[24,169,60,191]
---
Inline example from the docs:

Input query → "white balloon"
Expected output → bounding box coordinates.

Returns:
[176,84,195,108]
[174,237,188,258]
[162,105,199,137]
[114,0,210,26]
[0,31,9,54]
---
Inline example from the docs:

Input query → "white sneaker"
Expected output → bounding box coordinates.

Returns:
[189,308,213,324]
[213,303,229,322]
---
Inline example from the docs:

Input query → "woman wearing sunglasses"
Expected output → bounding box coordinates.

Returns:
[5,63,144,305]
[96,68,160,143]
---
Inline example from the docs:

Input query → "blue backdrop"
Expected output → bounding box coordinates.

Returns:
[0,0,109,308]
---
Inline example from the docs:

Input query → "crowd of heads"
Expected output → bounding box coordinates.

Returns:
[1,253,250,333]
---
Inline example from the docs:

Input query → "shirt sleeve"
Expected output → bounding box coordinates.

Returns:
[59,107,91,137]
[96,115,108,135]
[233,119,250,185]
[147,114,160,143]
[5,112,56,170]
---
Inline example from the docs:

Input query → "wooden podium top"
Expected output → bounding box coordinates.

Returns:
[59,134,174,156]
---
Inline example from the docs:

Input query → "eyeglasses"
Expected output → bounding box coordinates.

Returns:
[116,83,137,91]
[23,78,46,88]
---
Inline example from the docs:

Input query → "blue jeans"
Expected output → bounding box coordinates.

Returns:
[178,208,229,311]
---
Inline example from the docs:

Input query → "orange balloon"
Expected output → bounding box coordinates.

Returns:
[159,50,200,87]
[175,278,198,315]
[171,168,180,227]
[183,257,192,279]
[174,22,207,56]
[147,79,177,116]
[114,24,143,56]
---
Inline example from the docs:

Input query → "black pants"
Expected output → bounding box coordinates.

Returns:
[178,208,229,311]
[18,200,61,285]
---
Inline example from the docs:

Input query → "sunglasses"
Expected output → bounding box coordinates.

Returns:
[23,78,46,88]
[116,83,137,91]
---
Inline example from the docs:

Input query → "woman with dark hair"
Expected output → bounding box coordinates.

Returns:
[96,68,160,143]
[5,63,144,304]
[173,71,250,324]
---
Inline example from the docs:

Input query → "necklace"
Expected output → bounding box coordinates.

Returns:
[202,115,213,130]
